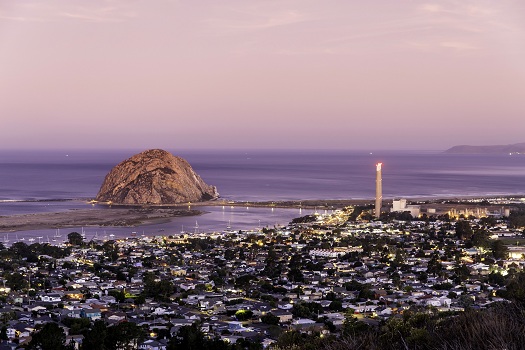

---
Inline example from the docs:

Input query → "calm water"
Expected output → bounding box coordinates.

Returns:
[0,149,524,240]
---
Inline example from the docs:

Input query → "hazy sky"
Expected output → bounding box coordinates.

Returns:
[1,1,525,150]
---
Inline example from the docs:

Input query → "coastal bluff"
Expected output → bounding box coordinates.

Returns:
[444,142,525,154]
[95,149,219,205]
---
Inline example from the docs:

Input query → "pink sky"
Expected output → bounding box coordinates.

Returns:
[1,1,525,150]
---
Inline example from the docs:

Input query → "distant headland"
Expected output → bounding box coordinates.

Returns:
[444,142,525,154]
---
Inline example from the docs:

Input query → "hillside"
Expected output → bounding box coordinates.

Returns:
[444,142,525,154]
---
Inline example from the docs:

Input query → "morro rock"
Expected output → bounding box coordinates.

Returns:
[95,149,219,205]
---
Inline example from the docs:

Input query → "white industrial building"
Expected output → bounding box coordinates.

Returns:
[391,198,420,217]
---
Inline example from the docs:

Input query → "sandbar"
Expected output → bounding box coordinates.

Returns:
[0,208,202,233]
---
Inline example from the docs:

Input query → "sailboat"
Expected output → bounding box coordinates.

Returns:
[193,221,199,234]
[223,220,236,234]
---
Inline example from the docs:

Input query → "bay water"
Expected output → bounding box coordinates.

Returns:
[1,149,524,241]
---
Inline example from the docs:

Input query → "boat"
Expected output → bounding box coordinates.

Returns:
[194,221,199,234]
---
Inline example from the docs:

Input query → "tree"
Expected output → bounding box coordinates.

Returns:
[108,289,126,303]
[68,232,84,246]
[61,317,91,335]
[488,272,506,286]
[261,313,280,325]
[287,268,304,283]
[471,228,491,248]
[455,221,473,240]
[5,272,27,291]
[82,320,108,350]
[426,253,443,277]
[453,263,471,282]
[158,280,175,300]
[224,249,236,261]
[458,295,474,309]
[101,240,119,261]
[142,273,174,301]
[261,248,282,278]
[27,322,71,350]
[134,294,146,305]
[9,242,31,258]
[342,316,369,336]
[168,324,230,350]
[329,300,343,311]
[0,326,7,341]
[106,322,144,350]
[235,309,253,321]
[491,240,509,260]
[234,274,256,289]
[275,330,306,349]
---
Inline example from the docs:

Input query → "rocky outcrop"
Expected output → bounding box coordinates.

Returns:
[95,149,219,204]
[444,142,525,154]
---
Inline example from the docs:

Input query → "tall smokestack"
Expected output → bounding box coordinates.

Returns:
[375,163,382,218]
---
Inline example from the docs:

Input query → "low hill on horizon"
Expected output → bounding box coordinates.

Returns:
[444,142,525,154]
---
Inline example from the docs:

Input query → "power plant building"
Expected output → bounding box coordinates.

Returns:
[392,198,421,217]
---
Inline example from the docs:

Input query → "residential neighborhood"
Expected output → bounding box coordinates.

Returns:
[1,199,525,349]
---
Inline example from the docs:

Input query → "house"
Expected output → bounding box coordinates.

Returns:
[272,310,293,323]
[64,291,84,301]
[170,319,195,327]
[40,293,62,303]
[6,323,33,340]
[138,339,167,350]
[66,309,82,318]
[293,319,316,326]
[80,309,102,320]
[106,311,127,323]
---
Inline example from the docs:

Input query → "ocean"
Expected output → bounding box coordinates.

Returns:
[0,149,524,240]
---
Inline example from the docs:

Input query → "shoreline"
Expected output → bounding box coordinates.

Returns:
[96,194,525,209]
[1,194,524,234]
